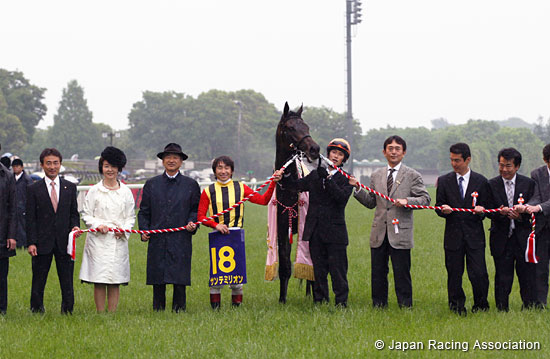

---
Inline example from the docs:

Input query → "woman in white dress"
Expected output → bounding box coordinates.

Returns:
[80,147,135,312]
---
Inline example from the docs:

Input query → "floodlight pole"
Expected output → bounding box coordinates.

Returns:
[346,0,362,172]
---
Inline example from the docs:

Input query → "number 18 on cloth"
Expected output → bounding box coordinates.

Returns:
[208,228,247,287]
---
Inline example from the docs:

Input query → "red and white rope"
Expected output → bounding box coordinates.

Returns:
[76,154,299,236]
[320,154,539,264]
[320,154,501,213]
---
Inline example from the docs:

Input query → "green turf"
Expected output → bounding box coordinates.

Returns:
[1,187,548,358]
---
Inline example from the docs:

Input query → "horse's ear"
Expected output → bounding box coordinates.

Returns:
[283,102,289,118]
[297,104,303,117]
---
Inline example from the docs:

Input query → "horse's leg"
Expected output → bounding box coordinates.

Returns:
[306,280,313,297]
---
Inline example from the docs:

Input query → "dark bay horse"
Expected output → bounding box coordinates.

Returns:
[275,102,320,303]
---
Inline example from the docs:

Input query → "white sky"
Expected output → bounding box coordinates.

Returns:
[2,0,549,132]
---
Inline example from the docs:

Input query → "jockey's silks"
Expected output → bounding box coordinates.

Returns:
[206,180,245,227]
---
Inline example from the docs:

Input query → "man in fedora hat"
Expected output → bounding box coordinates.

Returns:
[138,143,200,312]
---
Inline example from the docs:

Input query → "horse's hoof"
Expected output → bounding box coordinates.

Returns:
[279,297,287,304]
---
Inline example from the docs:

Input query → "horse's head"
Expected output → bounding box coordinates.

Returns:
[276,102,320,164]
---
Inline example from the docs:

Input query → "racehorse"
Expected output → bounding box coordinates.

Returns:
[275,102,320,303]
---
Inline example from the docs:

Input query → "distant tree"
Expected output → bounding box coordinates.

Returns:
[0,91,27,153]
[183,89,278,177]
[49,80,108,159]
[302,106,362,157]
[498,117,534,130]
[533,115,550,144]
[128,91,191,159]
[0,69,47,141]
[431,118,450,129]
[21,128,50,162]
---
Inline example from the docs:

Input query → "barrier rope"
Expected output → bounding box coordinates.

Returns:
[74,154,299,237]
[319,154,539,263]
[320,154,500,213]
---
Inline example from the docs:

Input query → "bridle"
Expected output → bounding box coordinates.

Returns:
[281,116,311,152]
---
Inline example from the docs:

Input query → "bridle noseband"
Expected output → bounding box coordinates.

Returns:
[290,134,311,151]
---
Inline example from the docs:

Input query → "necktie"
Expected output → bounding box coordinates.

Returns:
[458,176,464,200]
[50,181,58,213]
[506,180,515,236]
[387,168,396,194]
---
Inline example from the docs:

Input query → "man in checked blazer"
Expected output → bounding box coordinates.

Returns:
[435,142,490,315]
[350,135,430,308]
[26,148,80,314]
[516,143,550,308]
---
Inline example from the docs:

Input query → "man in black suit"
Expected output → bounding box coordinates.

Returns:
[435,143,490,315]
[283,138,353,307]
[487,148,536,311]
[516,143,550,308]
[0,144,17,315]
[26,148,80,314]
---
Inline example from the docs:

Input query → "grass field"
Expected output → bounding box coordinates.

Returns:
[1,187,548,358]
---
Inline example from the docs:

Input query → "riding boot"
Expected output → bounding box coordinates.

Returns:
[232,294,243,307]
[210,293,221,310]
[279,277,289,304]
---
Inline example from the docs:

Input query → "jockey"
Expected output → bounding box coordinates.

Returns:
[190,156,282,309]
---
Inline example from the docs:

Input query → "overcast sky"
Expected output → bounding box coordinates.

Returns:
[2,0,549,132]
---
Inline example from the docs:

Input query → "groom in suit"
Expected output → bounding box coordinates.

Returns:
[487,148,536,311]
[351,135,430,308]
[26,148,80,313]
[435,142,490,315]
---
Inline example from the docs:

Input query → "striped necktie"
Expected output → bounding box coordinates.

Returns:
[387,168,396,194]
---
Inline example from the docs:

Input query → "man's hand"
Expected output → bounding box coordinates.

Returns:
[393,199,408,207]
[507,208,520,220]
[272,170,283,182]
[514,204,527,213]
[499,205,510,216]
[186,222,197,232]
[6,238,16,250]
[526,205,541,214]
[441,204,452,215]
[474,206,485,215]
[216,224,230,234]
[349,176,360,189]
[28,244,38,256]
[141,233,150,242]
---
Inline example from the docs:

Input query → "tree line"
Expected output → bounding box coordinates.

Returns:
[1,68,549,179]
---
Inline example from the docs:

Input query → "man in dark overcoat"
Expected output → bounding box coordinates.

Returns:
[12,158,33,248]
[138,143,200,312]
[0,144,17,314]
